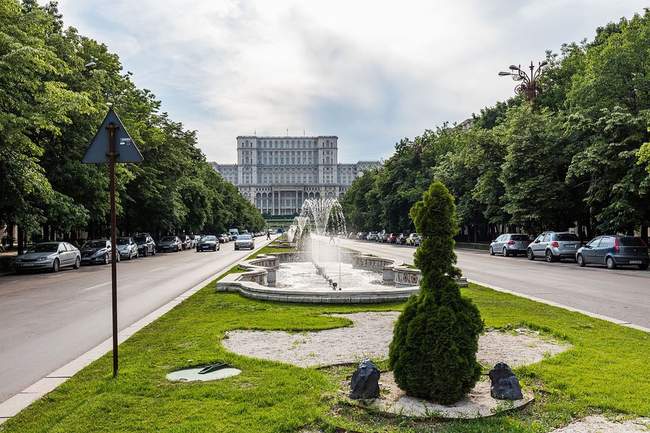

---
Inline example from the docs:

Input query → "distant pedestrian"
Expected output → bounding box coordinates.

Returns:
[266,230,271,240]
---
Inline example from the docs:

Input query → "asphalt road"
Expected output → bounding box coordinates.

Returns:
[0,238,272,403]
[333,238,650,329]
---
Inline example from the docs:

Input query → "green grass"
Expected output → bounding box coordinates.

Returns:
[2,277,650,433]
[246,244,297,260]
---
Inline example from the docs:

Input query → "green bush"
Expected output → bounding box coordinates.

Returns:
[388,181,484,404]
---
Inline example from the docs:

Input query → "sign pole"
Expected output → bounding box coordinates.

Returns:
[82,107,143,379]
[107,122,119,378]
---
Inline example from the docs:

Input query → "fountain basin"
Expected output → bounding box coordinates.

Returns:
[217,249,468,304]
[217,275,417,304]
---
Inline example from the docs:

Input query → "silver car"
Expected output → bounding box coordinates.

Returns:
[527,231,582,262]
[15,241,80,273]
[234,234,254,250]
[117,237,138,260]
[489,234,530,257]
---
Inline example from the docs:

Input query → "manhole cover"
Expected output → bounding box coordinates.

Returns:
[166,363,241,382]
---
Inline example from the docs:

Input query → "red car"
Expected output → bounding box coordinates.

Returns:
[387,233,398,243]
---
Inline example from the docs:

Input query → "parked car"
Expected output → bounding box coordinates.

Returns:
[380,232,390,243]
[527,231,581,262]
[396,233,407,245]
[387,233,398,243]
[218,234,228,243]
[80,239,118,265]
[367,231,380,241]
[158,236,182,252]
[116,237,138,260]
[406,233,421,246]
[179,235,192,250]
[576,235,648,270]
[357,232,368,240]
[15,241,80,273]
[197,235,220,252]
[489,234,530,257]
[234,233,255,250]
[134,233,156,257]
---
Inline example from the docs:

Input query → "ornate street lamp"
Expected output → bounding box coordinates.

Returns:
[498,60,548,102]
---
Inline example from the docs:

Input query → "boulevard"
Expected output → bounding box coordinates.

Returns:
[0,238,272,404]
[331,237,650,329]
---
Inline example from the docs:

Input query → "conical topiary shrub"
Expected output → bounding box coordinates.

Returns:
[388,181,483,404]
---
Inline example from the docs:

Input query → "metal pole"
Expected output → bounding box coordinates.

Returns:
[107,122,119,378]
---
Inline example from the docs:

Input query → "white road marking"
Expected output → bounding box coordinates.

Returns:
[80,281,110,292]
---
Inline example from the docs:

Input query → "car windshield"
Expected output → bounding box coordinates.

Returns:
[238,234,252,240]
[620,237,646,247]
[161,236,175,242]
[83,240,107,249]
[29,243,59,253]
[555,233,579,241]
[117,238,130,245]
[510,235,529,241]
[202,236,216,241]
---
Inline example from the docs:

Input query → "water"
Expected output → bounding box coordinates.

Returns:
[295,198,348,288]
[276,262,381,291]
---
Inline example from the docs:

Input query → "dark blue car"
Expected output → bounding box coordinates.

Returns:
[576,236,648,270]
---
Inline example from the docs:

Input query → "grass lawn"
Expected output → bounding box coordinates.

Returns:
[246,243,297,260]
[2,273,650,433]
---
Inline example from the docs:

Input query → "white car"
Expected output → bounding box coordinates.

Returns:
[367,232,380,241]
[234,234,255,250]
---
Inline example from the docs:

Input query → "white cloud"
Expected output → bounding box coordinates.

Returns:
[56,0,647,162]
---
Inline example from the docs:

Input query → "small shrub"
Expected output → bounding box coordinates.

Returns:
[388,181,483,404]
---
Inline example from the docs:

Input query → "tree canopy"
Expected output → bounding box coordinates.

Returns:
[342,10,650,242]
[0,0,265,245]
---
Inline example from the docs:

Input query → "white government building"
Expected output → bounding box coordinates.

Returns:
[212,136,380,216]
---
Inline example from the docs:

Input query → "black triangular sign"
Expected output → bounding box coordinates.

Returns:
[82,108,143,164]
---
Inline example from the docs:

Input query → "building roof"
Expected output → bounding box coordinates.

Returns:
[236,135,338,139]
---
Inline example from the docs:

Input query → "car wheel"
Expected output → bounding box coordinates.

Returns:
[74,256,81,269]
[577,254,585,267]
[545,250,555,263]
[503,247,509,257]
[52,258,60,273]
[489,246,495,256]
[606,256,616,269]
[527,249,535,260]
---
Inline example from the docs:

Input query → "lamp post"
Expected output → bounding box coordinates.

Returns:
[498,60,548,102]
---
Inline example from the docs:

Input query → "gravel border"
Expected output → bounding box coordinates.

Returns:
[222,312,570,368]
[551,415,650,433]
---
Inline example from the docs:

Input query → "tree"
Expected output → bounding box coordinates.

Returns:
[388,181,483,404]
[498,105,577,234]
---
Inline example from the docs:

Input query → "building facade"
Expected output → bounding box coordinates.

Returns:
[212,136,380,216]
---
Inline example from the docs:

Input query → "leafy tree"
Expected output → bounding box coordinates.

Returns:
[389,181,483,404]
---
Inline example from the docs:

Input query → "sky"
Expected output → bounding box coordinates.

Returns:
[53,0,647,163]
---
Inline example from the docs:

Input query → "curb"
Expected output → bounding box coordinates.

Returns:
[467,279,650,334]
[0,238,276,425]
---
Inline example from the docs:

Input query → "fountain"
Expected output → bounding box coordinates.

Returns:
[299,198,347,290]
[215,197,457,304]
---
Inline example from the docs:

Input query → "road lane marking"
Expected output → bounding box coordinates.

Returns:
[80,282,111,292]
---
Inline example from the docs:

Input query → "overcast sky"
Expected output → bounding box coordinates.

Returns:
[55,1,646,163]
